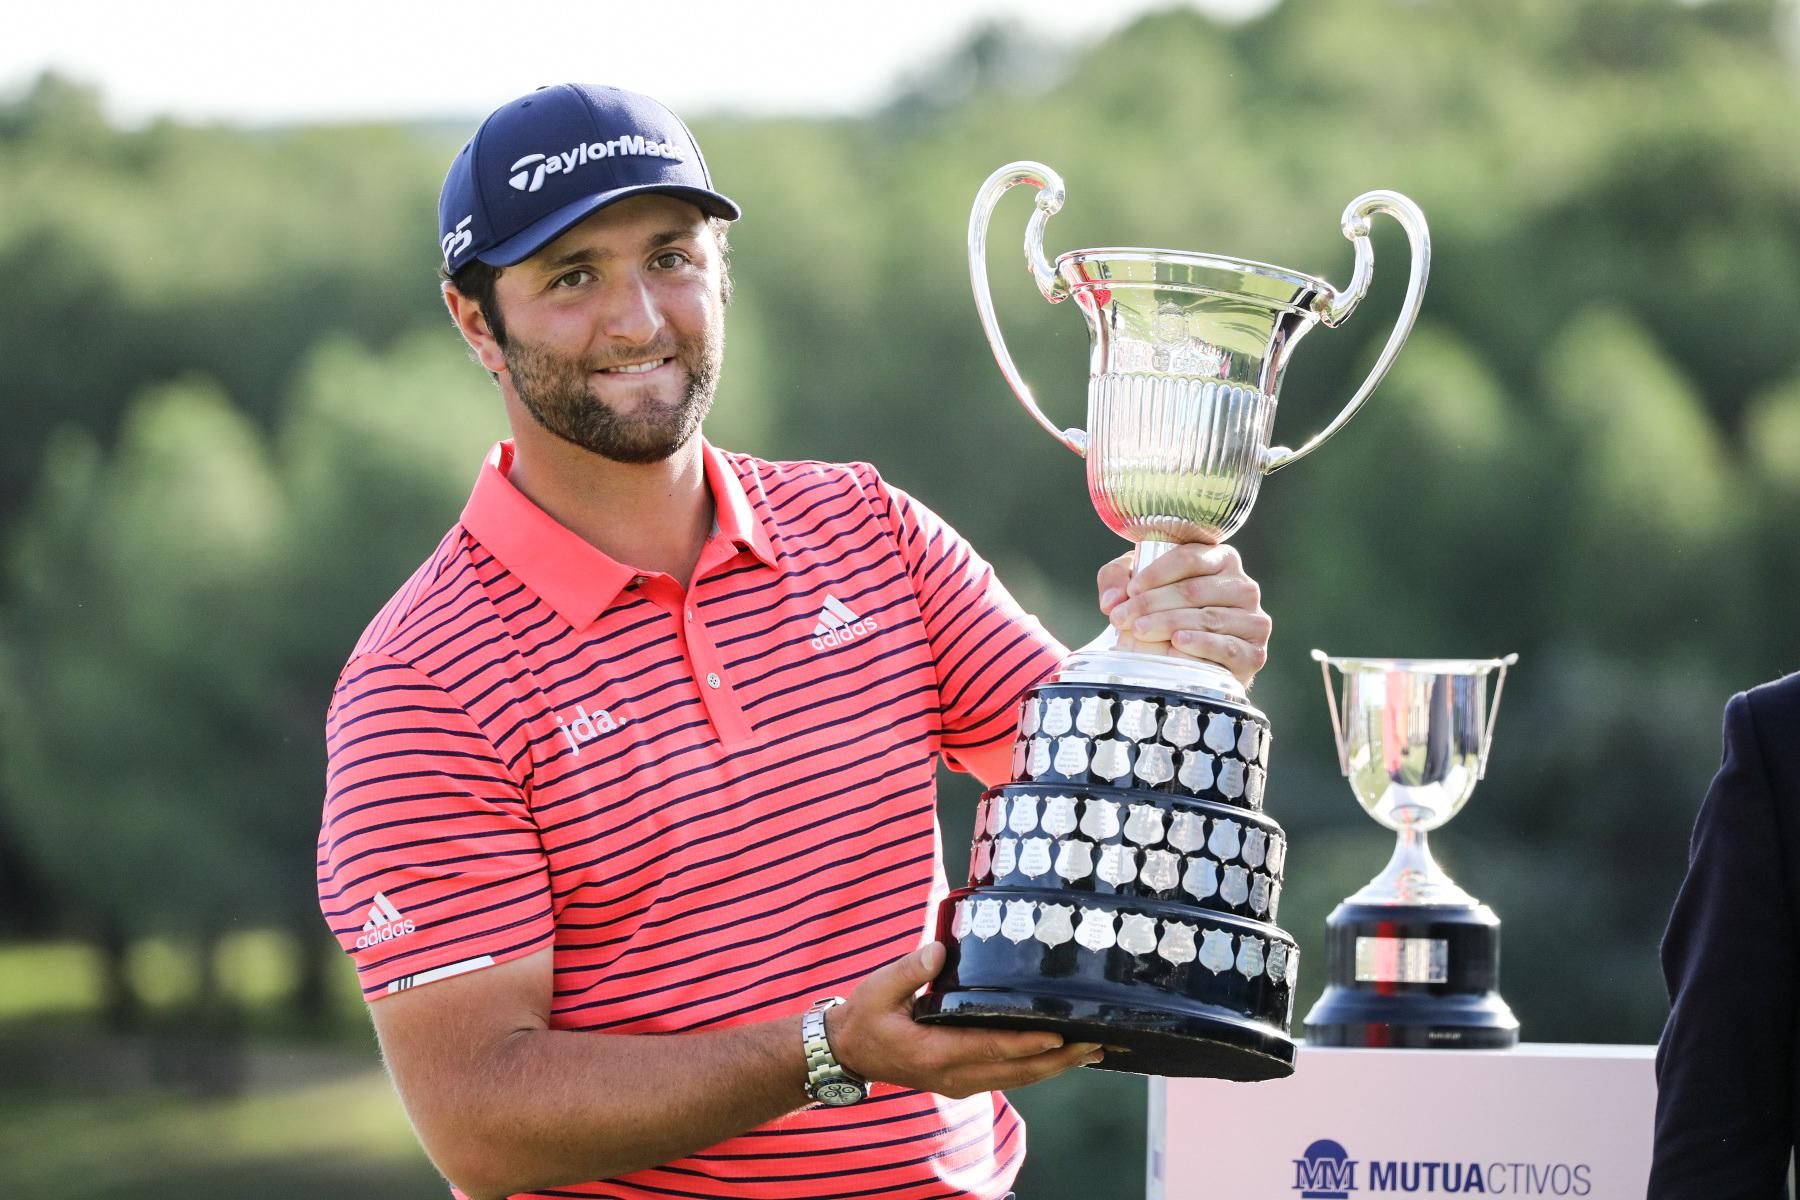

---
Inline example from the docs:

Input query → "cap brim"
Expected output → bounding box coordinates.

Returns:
[479,185,741,268]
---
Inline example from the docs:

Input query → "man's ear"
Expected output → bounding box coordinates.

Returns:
[443,283,508,375]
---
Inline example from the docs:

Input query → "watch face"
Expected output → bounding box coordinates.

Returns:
[814,1078,866,1107]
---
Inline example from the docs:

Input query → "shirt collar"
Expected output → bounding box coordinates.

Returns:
[704,438,778,573]
[459,438,777,629]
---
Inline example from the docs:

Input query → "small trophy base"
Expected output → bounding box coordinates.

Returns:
[917,986,1294,1081]
[1303,900,1518,1050]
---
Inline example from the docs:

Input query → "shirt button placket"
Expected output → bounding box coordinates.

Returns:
[683,588,750,741]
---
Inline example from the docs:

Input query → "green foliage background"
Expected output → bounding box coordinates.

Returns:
[3,1,1799,1195]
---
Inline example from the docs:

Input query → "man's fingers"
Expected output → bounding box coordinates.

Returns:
[911,1022,1093,1064]
[1124,605,1271,647]
[1125,542,1237,596]
[1110,572,1260,629]
[1169,630,1268,683]
[969,1030,1088,1061]
[1096,552,1133,616]
[953,1041,1106,1095]
[915,1025,1077,1067]
[1113,600,1271,683]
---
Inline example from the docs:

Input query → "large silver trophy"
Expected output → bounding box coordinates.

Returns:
[913,162,1429,1080]
[1304,652,1520,1048]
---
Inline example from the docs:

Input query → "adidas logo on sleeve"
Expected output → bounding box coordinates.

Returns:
[810,594,878,651]
[356,892,416,949]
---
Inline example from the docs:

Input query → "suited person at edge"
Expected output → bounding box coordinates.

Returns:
[1652,670,1800,1197]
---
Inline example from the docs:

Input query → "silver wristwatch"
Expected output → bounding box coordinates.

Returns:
[801,996,869,1107]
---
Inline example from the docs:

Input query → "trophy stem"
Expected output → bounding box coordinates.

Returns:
[1115,540,1177,656]
[1132,539,1178,575]
[1347,824,1477,907]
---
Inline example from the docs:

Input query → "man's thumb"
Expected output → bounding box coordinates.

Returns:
[874,941,945,1000]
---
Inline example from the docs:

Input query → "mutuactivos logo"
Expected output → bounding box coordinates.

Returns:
[1295,1140,1357,1198]
[556,703,626,756]
[810,594,878,651]
[1292,1137,1594,1196]
[508,134,685,193]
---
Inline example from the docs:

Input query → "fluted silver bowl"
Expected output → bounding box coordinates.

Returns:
[1064,249,1330,543]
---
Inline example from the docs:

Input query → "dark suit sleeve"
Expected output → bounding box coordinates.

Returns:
[1650,689,1798,1199]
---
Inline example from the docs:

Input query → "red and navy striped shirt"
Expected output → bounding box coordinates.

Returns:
[318,438,1065,1199]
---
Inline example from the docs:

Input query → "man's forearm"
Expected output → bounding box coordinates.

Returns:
[418,1013,808,1199]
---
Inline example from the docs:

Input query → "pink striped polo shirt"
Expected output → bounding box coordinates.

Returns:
[317,438,1065,1199]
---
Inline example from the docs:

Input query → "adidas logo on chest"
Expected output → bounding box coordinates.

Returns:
[810,593,878,651]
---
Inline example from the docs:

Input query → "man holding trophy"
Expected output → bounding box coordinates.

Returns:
[315,85,1274,1200]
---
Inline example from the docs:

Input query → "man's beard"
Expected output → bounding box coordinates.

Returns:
[503,325,722,465]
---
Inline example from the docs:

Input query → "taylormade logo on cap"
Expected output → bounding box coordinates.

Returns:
[440,215,474,266]
[437,83,738,274]
[508,135,686,193]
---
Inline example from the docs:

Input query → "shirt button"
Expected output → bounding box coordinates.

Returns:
[705,672,721,689]
[685,610,693,623]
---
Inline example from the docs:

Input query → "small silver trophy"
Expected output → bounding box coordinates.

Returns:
[914,163,1429,1081]
[1305,651,1521,1049]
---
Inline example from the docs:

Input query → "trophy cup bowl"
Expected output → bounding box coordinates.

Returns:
[1303,651,1521,1049]
[912,162,1430,1080]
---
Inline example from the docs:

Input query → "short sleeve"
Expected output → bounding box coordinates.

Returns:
[858,466,1066,787]
[318,654,554,1000]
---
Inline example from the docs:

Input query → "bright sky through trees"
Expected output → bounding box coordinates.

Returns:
[5,0,1275,127]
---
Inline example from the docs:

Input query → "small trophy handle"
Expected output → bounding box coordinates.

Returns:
[969,161,1086,457]
[1478,653,1520,779]
[1311,649,1351,776]
[1261,191,1431,475]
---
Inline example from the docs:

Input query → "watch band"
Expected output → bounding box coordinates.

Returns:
[801,996,868,1106]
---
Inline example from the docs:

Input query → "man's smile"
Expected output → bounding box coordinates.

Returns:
[597,357,673,376]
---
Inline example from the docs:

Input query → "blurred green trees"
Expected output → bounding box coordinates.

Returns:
[1,0,1798,1194]
[2,334,499,1022]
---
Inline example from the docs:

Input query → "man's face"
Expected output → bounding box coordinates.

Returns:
[484,194,726,465]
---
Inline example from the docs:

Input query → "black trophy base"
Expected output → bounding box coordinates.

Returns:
[916,988,1295,1081]
[1304,900,1518,1050]
[917,676,1298,1083]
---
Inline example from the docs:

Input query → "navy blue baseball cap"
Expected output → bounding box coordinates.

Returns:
[438,83,740,274]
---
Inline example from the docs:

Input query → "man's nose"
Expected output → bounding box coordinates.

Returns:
[600,273,665,345]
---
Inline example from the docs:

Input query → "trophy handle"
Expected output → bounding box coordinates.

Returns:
[1311,649,1351,776]
[969,161,1086,457]
[1478,653,1520,779]
[1261,191,1431,475]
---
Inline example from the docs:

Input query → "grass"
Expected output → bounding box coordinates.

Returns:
[0,933,1156,1200]
[0,940,105,1019]
[0,1067,448,1199]
[0,931,372,1029]
[0,934,448,1199]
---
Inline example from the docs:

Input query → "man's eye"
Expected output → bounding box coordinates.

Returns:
[553,269,593,289]
[652,251,688,270]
